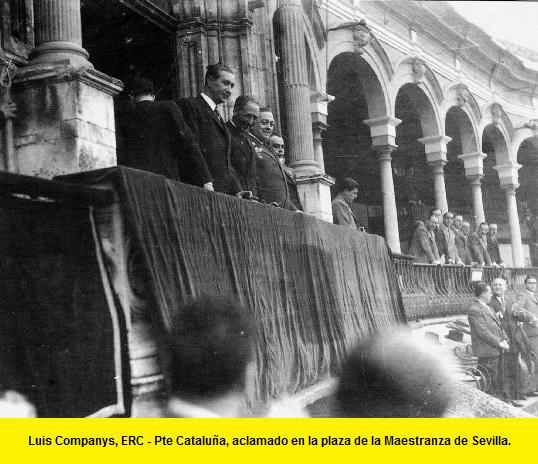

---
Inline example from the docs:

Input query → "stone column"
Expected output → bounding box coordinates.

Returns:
[458,151,487,224]
[30,0,90,67]
[275,0,319,173]
[12,0,122,178]
[310,90,334,173]
[274,2,334,221]
[364,116,402,253]
[494,163,525,267]
[418,135,452,212]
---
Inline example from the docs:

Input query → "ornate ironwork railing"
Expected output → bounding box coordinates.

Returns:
[392,254,538,320]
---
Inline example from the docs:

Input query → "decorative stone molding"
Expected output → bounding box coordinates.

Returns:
[352,20,371,54]
[523,119,538,131]
[458,151,487,178]
[411,58,426,84]
[364,116,402,147]
[14,62,123,95]
[310,90,334,127]
[329,19,371,55]
[493,162,521,190]
[417,134,452,159]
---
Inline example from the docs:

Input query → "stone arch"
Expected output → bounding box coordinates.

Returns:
[326,31,392,114]
[515,133,538,215]
[479,103,514,162]
[392,58,443,136]
[442,83,481,153]
[327,52,389,119]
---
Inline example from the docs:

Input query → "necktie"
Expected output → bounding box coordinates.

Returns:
[214,107,223,123]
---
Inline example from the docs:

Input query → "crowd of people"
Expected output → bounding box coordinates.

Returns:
[467,276,538,407]
[409,208,505,266]
[118,64,302,211]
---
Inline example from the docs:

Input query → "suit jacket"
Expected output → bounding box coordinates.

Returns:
[283,165,303,211]
[331,194,356,229]
[487,236,503,264]
[118,100,211,183]
[177,95,240,194]
[439,223,460,262]
[489,295,531,355]
[226,121,257,194]
[467,300,508,358]
[468,233,492,266]
[516,290,538,338]
[408,221,439,263]
[249,135,296,211]
[453,227,471,264]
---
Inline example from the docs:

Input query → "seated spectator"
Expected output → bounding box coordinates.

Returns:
[331,178,361,230]
[469,222,493,266]
[439,211,462,264]
[249,109,297,210]
[227,95,259,195]
[467,281,509,400]
[335,329,455,417]
[269,133,303,211]
[164,295,255,418]
[487,223,504,267]
[408,214,442,264]
[119,78,212,186]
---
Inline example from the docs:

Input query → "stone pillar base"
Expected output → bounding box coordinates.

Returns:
[12,62,123,178]
[295,172,335,222]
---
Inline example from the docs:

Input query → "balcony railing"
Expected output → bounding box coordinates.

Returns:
[392,254,538,320]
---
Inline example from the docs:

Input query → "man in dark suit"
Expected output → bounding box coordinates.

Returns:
[269,134,303,211]
[226,95,259,195]
[489,278,535,406]
[467,281,510,400]
[178,63,240,195]
[249,108,296,211]
[118,78,211,185]
[487,223,504,266]
[516,275,538,394]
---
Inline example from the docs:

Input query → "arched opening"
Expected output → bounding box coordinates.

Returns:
[394,83,437,248]
[516,138,538,254]
[482,124,509,231]
[81,0,176,162]
[445,107,474,219]
[324,52,387,234]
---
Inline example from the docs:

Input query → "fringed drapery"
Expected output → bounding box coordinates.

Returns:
[63,167,406,403]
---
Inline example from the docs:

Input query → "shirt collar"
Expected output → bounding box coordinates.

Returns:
[201,92,217,111]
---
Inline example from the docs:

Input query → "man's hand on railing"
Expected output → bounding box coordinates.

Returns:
[499,340,509,351]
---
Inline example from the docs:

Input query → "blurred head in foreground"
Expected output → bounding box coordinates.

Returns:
[166,295,255,417]
[336,330,455,417]
[0,390,37,418]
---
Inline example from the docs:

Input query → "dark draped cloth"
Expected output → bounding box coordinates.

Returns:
[61,167,406,403]
[0,196,129,417]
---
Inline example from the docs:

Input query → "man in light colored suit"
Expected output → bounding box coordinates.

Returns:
[516,275,538,393]
[467,281,509,400]
[331,178,360,230]
[439,211,463,264]
[408,214,442,264]
[469,222,492,266]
